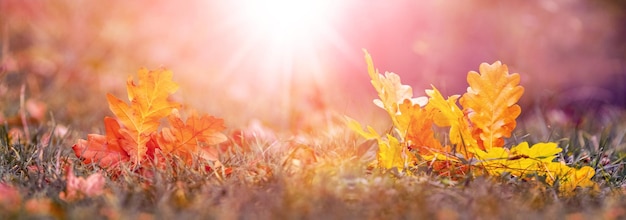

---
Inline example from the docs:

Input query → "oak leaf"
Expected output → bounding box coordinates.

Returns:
[509,142,561,162]
[505,142,560,177]
[396,99,448,157]
[459,61,524,150]
[106,68,181,164]
[474,141,596,193]
[545,162,596,194]
[473,142,562,176]
[72,117,130,167]
[156,109,227,164]
[377,134,416,170]
[472,146,511,175]
[426,86,478,156]
[364,49,427,126]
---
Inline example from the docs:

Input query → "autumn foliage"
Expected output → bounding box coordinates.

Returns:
[73,68,227,170]
[348,50,596,194]
[70,56,597,196]
[460,62,524,150]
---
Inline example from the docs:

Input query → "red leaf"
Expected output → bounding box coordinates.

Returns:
[73,117,130,167]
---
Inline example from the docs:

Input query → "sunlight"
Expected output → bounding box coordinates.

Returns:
[240,0,335,50]
[212,1,346,128]
[229,0,342,78]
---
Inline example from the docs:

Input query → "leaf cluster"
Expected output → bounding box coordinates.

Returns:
[348,50,597,194]
[72,68,228,173]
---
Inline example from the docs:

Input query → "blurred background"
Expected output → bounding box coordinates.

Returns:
[1,0,625,132]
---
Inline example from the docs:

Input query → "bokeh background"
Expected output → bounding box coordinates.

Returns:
[1,0,625,132]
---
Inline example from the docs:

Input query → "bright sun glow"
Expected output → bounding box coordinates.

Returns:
[226,0,345,75]
[211,1,349,125]
[240,0,335,47]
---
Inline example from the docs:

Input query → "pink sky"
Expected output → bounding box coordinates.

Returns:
[2,0,624,127]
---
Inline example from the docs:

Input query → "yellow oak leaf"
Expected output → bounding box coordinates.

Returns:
[564,166,596,190]
[156,109,227,164]
[459,61,524,150]
[472,141,597,193]
[426,86,478,157]
[510,142,561,162]
[471,146,512,175]
[364,49,426,125]
[377,134,416,171]
[544,162,596,194]
[106,68,181,164]
[475,142,561,177]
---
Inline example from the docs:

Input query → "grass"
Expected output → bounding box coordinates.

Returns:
[0,102,625,219]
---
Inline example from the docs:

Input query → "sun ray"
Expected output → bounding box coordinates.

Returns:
[200,1,352,127]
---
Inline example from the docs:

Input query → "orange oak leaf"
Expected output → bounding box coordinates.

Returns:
[72,117,130,167]
[106,68,181,164]
[459,61,524,150]
[396,99,447,156]
[156,109,227,164]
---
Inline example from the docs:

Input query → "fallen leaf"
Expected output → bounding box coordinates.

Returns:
[364,49,419,122]
[459,61,524,150]
[396,99,446,156]
[426,86,478,157]
[156,109,227,164]
[377,134,416,170]
[72,117,130,167]
[106,68,181,164]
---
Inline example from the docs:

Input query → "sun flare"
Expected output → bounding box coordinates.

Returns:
[210,1,348,127]
[239,0,336,50]
[219,0,344,78]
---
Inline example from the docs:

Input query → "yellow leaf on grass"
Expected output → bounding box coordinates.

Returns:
[106,68,181,164]
[377,134,416,170]
[426,86,478,156]
[545,162,596,194]
[475,142,562,177]
[472,147,512,176]
[506,142,561,176]
[459,61,524,150]
[510,142,561,162]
